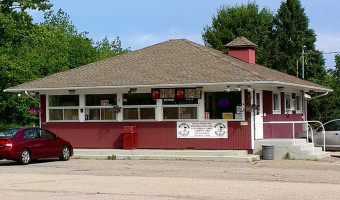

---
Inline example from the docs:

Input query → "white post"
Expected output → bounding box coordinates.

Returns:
[117,92,123,121]
[79,94,85,122]
[156,99,163,121]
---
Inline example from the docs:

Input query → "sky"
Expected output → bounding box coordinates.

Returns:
[30,0,340,69]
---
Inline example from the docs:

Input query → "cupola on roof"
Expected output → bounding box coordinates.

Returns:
[225,36,258,49]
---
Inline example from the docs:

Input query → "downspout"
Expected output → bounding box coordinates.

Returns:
[24,91,41,128]
[308,91,329,101]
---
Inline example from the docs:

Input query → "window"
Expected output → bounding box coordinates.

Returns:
[295,95,302,113]
[324,120,340,131]
[49,95,79,121]
[285,94,291,110]
[123,93,156,120]
[85,94,117,121]
[23,129,39,139]
[39,129,56,139]
[273,93,281,114]
[255,93,261,115]
[163,99,198,120]
[204,92,242,120]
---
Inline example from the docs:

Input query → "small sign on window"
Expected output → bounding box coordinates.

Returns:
[101,100,109,106]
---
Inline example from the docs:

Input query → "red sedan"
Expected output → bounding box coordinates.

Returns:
[0,127,73,164]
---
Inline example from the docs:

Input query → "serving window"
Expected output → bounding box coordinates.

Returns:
[48,95,79,121]
[204,92,242,120]
[85,94,117,121]
[163,99,198,120]
[123,93,156,120]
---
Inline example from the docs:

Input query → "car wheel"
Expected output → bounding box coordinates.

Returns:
[19,149,31,165]
[60,146,70,161]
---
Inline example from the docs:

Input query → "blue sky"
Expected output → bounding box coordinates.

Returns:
[30,0,340,68]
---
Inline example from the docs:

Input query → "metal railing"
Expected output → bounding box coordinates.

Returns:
[255,120,326,153]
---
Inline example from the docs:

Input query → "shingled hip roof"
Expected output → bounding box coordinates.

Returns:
[5,39,331,93]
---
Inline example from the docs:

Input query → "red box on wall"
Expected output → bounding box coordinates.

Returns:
[122,126,137,150]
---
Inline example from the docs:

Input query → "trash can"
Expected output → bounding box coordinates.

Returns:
[122,126,137,150]
[262,144,274,160]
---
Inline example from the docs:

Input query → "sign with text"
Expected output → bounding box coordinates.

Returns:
[177,122,228,138]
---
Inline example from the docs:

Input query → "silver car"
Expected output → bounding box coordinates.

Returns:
[297,119,340,150]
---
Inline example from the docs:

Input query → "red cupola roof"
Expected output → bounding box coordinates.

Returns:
[225,36,258,64]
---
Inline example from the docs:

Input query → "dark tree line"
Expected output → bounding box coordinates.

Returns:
[0,1,129,127]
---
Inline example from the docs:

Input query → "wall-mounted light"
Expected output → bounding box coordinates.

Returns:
[277,87,284,91]
[128,88,137,93]
[68,90,76,94]
[80,108,84,113]
[247,86,254,92]
[224,86,230,92]
[234,86,241,92]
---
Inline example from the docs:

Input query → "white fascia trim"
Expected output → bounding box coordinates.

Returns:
[3,81,333,93]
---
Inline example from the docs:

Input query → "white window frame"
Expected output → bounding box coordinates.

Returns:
[162,104,199,121]
[272,92,281,114]
[295,95,303,114]
[84,94,118,121]
[84,106,118,121]
[122,105,157,121]
[47,95,80,122]
[285,93,297,114]
[203,90,245,121]
[122,93,157,121]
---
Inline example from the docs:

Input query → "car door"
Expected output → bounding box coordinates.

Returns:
[23,129,46,158]
[39,129,61,157]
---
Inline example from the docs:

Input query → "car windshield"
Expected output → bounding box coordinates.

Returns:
[0,128,20,138]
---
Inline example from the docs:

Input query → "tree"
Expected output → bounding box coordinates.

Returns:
[308,55,340,122]
[202,2,274,65]
[0,0,52,45]
[0,7,130,127]
[270,0,326,80]
[95,37,130,61]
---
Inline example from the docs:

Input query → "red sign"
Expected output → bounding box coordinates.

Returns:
[176,88,184,99]
[152,88,160,99]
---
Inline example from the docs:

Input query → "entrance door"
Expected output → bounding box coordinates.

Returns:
[255,91,263,139]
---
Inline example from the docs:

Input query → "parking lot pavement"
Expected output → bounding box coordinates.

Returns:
[0,158,339,200]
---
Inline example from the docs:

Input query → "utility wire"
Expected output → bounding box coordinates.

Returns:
[323,52,340,54]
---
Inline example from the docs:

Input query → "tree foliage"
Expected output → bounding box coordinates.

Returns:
[308,55,340,122]
[202,2,273,65]
[203,0,335,121]
[0,2,129,127]
[270,0,326,80]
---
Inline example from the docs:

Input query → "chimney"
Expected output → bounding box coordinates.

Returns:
[225,36,258,64]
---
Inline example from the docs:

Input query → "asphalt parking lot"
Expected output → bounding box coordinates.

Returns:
[1,156,339,200]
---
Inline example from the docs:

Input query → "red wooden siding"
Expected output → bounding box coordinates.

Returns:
[41,91,252,150]
[262,91,303,138]
[263,90,272,115]
[42,121,251,150]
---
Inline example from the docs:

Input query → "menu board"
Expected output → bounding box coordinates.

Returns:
[160,89,176,98]
[185,88,201,98]
[152,88,201,99]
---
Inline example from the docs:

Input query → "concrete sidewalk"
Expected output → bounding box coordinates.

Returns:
[73,149,260,163]
[330,151,340,157]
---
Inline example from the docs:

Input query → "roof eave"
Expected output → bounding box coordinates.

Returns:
[3,81,332,93]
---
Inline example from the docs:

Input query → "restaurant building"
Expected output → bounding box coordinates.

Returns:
[5,37,331,152]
